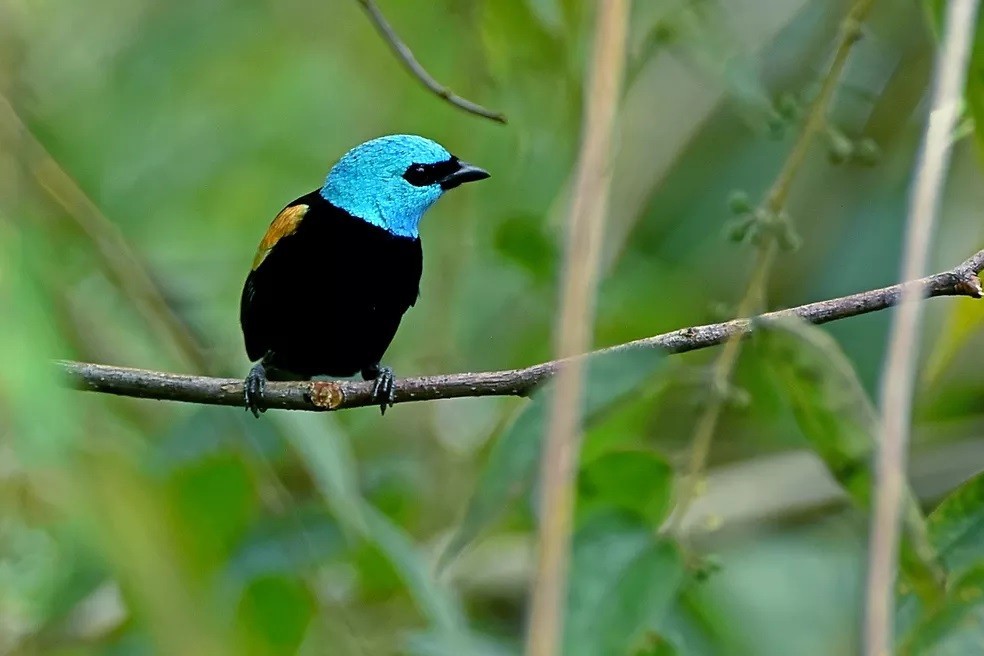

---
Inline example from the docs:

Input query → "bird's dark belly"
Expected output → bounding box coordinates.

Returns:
[262,286,407,378]
[240,196,423,380]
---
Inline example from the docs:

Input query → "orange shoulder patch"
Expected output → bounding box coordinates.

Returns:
[251,204,309,270]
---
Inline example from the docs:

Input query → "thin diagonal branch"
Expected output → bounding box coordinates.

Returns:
[864,0,981,652]
[58,248,984,412]
[356,0,506,124]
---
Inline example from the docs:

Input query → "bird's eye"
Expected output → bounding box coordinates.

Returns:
[403,163,432,186]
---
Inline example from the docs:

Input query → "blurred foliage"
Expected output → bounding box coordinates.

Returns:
[3,0,984,654]
[756,317,945,605]
[900,472,984,654]
[440,348,665,569]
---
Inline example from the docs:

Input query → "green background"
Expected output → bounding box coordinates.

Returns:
[3,0,984,653]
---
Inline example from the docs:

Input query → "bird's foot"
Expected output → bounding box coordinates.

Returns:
[362,364,396,415]
[244,362,268,418]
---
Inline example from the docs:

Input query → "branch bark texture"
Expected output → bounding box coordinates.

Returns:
[59,249,984,412]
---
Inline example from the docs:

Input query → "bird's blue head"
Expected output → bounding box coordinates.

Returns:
[319,134,490,239]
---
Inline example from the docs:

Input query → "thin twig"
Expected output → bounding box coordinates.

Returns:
[356,0,506,124]
[525,2,629,655]
[667,0,876,533]
[57,248,984,411]
[864,0,981,653]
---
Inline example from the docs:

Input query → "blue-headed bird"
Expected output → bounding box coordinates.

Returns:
[240,135,490,416]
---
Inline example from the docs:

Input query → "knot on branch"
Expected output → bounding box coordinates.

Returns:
[955,272,983,298]
[308,381,344,410]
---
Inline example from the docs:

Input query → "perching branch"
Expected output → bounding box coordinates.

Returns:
[356,0,507,124]
[59,248,984,412]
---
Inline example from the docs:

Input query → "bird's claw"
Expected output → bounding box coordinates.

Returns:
[244,363,268,418]
[370,366,396,415]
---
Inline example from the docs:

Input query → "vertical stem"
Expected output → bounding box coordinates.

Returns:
[667,0,875,533]
[524,3,630,655]
[864,0,980,653]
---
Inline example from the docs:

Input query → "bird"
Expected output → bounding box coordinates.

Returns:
[239,134,490,417]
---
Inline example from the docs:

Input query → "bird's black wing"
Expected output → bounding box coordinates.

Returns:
[240,199,310,362]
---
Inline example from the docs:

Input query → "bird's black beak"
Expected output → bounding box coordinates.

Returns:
[439,161,491,190]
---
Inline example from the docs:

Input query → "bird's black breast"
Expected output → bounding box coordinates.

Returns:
[240,191,423,377]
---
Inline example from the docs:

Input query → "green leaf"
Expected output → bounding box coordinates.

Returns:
[927,470,984,578]
[899,472,984,643]
[755,318,873,487]
[755,317,945,604]
[236,575,314,656]
[579,449,673,526]
[439,347,666,570]
[563,512,685,656]
[901,566,984,655]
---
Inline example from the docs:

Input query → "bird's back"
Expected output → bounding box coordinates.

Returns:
[240,191,423,377]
